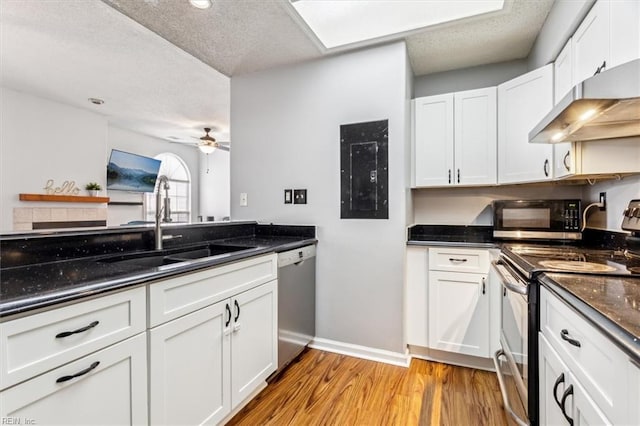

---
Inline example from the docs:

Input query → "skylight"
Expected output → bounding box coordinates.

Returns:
[289,0,506,49]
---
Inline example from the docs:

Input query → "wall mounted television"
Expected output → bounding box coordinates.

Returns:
[106,149,162,193]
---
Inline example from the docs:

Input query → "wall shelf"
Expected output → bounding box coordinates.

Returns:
[19,193,110,203]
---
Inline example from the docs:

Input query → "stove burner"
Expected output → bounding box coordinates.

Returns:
[538,260,617,273]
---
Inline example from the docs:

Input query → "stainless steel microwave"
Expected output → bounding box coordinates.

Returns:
[492,199,582,240]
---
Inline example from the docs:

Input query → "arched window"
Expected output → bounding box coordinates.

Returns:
[145,153,192,223]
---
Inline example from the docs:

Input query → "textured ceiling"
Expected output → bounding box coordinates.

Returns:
[1,0,554,147]
[0,0,230,143]
[102,0,554,77]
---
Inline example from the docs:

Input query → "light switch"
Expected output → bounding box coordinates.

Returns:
[240,192,248,206]
[284,189,292,204]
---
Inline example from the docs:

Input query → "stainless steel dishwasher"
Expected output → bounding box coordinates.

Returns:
[275,244,316,374]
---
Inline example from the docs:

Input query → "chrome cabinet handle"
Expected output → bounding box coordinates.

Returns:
[594,60,606,75]
[560,329,581,347]
[553,373,565,409]
[56,361,100,383]
[563,151,571,172]
[56,321,99,338]
[560,385,574,426]
[544,159,550,177]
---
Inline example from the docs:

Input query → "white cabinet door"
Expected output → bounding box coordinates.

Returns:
[574,0,610,84]
[454,87,497,185]
[413,94,454,187]
[0,333,147,425]
[629,360,640,425]
[231,280,277,407]
[554,38,574,103]
[405,247,429,347]
[610,0,640,69]
[149,301,231,426]
[498,64,554,183]
[539,334,572,426]
[428,271,489,357]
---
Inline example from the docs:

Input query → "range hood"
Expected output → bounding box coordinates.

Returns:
[529,59,640,144]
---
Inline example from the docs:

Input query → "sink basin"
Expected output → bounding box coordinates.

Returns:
[100,254,184,268]
[100,244,258,269]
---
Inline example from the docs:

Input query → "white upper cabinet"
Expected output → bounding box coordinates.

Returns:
[553,39,575,179]
[609,0,640,69]
[573,0,610,84]
[498,65,554,184]
[574,0,640,85]
[413,87,496,187]
[413,94,454,187]
[454,88,498,186]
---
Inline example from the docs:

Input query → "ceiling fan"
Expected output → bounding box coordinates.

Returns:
[196,128,230,153]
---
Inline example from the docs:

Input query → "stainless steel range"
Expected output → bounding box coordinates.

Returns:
[491,199,640,426]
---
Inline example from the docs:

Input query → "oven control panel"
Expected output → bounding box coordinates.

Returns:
[622,199,640,232]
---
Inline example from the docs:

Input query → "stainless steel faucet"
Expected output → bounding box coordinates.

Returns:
[155,175,171,250]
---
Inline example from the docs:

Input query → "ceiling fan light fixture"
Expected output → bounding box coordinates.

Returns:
[198,144,216,154]
[189,0,212,9]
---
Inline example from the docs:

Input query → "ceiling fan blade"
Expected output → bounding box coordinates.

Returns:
[217,145,230,152]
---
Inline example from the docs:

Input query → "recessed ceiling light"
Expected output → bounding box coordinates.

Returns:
[289,0,505,49]
[88,97,104,105]
[189,0,212,9]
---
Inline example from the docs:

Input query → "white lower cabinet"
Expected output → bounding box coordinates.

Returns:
[149,279,277,425]
[0,332,148,425]
[149,301,230,425]
[406,246,498,362]
[428,270,489,357]
[539,334,610,426]
[539,287,635,425]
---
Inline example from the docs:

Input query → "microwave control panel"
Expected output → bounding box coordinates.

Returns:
[564,201,581,231]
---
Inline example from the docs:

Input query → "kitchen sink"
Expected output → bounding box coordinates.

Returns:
[99,244,258,269]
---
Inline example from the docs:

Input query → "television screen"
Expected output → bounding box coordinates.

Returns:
[106,149,162,193]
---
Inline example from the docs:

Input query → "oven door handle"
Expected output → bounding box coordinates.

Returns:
[492,261,528,295]
[493,349,530,426]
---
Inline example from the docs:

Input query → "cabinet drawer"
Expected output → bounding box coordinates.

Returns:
[0,333,148,425]
[148,253,277,327]
[428,247,489,273]
[0,287,146,391]
[539,287,629,424]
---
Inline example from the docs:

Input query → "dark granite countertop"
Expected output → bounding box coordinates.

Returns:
[1,225,316,320]
[407,224,497,248]
[539,273,640,362]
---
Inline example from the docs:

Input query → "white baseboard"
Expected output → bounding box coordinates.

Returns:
[309,337,410,367]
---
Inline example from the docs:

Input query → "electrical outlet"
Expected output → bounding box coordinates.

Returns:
[599,192,606,211]
[293,189,307,204]
[240,192,248,207]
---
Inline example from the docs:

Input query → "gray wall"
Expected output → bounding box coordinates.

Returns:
[527,0,595,69]
[581,175,640,231]
[413,59,528,97]
[230,42,410,353]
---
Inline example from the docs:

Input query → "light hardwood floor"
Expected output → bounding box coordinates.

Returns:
[227,349,508,426]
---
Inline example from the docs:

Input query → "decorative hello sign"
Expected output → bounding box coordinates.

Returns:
[43,179,81,196]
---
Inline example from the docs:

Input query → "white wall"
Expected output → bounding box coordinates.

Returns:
[231,42,410,353]
[412,185,584,225]
[106,126,200,226]
[0,87,107,231]
[0,86,204,230]
[581,175,640,231]
[199,149,230,221]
